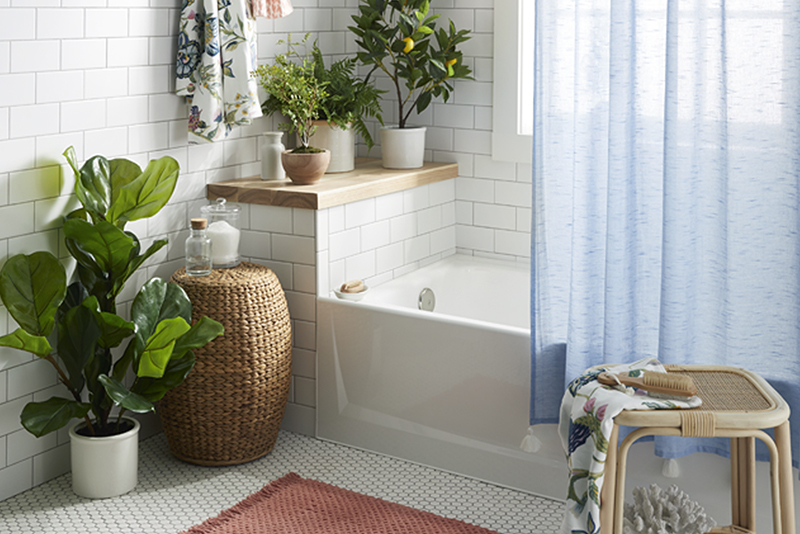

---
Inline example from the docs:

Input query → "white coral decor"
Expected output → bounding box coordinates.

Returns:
[623,484,716,534]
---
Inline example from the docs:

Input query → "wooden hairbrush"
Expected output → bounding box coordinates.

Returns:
[597,371,697,398]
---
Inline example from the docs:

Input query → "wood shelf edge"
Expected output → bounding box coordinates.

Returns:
[207,159,458,210]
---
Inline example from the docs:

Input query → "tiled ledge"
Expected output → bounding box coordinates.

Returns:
[207,158,458,210]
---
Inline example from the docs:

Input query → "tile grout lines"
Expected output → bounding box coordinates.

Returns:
[0,431,563,534]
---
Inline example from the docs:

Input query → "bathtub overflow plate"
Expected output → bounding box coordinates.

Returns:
[418,288,435,312]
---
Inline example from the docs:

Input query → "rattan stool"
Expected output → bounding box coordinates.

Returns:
[159,262,292,466]
[599,365,795,534]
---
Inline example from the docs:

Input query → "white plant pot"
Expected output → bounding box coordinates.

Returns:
[307,121,355,173]
[380,126,427,169]
[70,417,140,499]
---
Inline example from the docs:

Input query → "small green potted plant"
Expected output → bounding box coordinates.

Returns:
[310,42,384,172]
[0,147,224,498]
[350,0,472,169]
[254,35,331,184]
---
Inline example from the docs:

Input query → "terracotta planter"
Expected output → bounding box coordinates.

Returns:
[308,121,355,173]
[69,417,140,499]
[380,126,427,169]
[281,149,331,185]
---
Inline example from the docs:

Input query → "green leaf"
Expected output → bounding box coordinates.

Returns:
[81,296,136,349]
[110,238,168,300]
[85,346,112,417]
[0,252,67,337]
[422,14,440,27]
[106,156,180,227]
[73,153,112,218]
[122,279,185,379]
[398,12,415,33]
[0,328,52,358]
[171,316,224,360]
[75,265,109,310]
[63,146,81,179]
[112,344,135,383]
[63,219,136,279]
[137,317,191,379]
[57,282,88,325]
[98,374,154,414]
[130,279,192,342]
[108,158,142,206]
[57,303,102,392]
[429,58,447,76]
[21,397,91,438]
[132,352,195,402]
[64,235,104,281]
[416,91,432,114]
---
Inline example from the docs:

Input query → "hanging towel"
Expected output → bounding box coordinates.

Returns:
[176,0,262,143]
[250,0,292,19]
[558,358,701,534]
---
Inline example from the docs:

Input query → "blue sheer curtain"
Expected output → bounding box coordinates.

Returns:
[531,0,800,463]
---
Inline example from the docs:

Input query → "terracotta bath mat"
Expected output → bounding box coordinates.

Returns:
[179,472,501,534]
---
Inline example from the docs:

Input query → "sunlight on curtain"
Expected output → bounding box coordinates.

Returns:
[531,0,800,464]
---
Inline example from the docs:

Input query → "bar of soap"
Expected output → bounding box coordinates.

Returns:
[340,280,365,293]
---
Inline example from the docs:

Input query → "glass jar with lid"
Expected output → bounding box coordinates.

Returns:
[185,218,212,276]
[200,198,241,268]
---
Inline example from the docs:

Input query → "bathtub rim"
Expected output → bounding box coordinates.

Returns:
[318,295,530,338]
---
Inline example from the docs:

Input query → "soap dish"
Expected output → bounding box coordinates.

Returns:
[333,285,369,302]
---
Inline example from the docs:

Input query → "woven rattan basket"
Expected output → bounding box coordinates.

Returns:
[159,262,292,465]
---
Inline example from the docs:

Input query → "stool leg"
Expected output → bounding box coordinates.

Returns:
[731,437,740,527]
[774,421,796,534]
[731,436,756,531]
[600,424,619,533]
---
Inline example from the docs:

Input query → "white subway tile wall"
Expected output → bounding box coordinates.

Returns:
[317,180,458,295]
[0,0,530,500]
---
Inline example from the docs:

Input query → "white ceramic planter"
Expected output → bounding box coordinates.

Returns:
[308,121,355,173]
[70,417,140,499]
[261,132,286,180]
[380,126,427,169]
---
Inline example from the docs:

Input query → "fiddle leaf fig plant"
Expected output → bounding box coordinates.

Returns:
[349,0,473,128]
[0,147,224,438]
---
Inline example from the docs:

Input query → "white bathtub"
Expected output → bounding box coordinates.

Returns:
[317,254,566,497]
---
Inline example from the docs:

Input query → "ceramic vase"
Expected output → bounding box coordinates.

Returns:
[281,149,331,185]
[261,132,286,180]
[308,121,355,173]
[380,126,427,169]
[70,417,140,499]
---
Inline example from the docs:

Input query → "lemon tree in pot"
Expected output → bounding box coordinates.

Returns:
[0,147,224,498]
[350,0,472,169]
[255,37,331,185]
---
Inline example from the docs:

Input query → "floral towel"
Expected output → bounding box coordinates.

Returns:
[558,358,702,534]
[177,0,262,143]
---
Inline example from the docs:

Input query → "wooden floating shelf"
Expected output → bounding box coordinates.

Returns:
[207,158,458,210]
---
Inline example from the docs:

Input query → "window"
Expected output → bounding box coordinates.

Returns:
[492,0,534,164]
